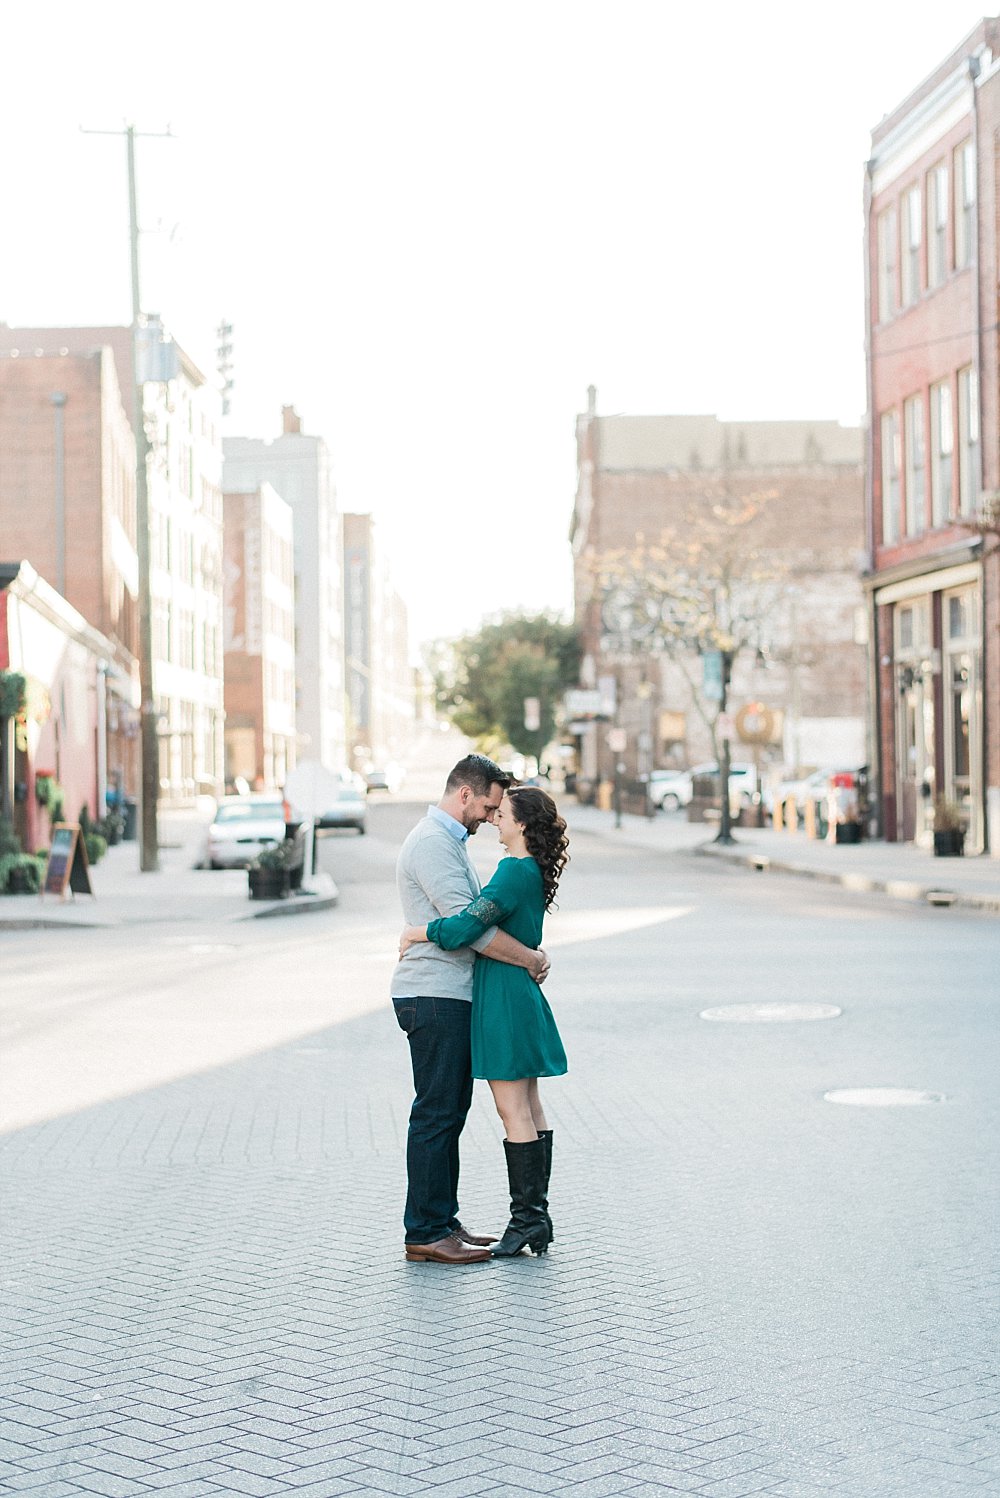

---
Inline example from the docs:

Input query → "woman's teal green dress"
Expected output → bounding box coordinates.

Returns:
[426,855,568,1081]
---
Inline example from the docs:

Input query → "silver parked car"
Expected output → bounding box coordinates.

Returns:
[203,794,291,869]
[316,774,368,834]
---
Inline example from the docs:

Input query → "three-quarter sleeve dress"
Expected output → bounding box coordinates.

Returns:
[426,855,568,1081]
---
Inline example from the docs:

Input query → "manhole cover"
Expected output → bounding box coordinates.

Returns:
[824,1088,946,1107]
[700,1003,842,1023]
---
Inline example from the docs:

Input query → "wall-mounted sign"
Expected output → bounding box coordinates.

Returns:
[736,702,776,745]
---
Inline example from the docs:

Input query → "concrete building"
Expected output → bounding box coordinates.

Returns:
[0,341,141,804]
[570,392,867,796]
[343,513,414,772]
[224,408,346,772]
[144,332,225,801]
[0,323,227,804]
[223,485,296,790]
[865,17,1000,854]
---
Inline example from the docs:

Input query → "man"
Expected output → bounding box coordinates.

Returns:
[392,754,550,1264]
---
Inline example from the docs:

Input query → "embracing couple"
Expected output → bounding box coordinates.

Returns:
[392,754,569,1264]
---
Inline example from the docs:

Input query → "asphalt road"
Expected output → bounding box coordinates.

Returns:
[1,799,997,1497]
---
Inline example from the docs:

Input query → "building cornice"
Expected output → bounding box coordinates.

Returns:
[860,536,983,593]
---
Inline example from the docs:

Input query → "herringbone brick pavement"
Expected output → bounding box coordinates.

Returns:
[2,994,998,1498]
[2,822,998,1498]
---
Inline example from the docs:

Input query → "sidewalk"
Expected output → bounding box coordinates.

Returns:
[565,801,1000,914]
[0,807,338,929]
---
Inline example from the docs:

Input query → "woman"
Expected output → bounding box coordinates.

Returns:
[399,786,569,1257]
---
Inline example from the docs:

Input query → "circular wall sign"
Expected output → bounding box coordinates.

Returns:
[735,702,775,744]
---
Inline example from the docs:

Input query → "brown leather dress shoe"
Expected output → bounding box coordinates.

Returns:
[452,1223,499,1246]
[405,1236,491,1264]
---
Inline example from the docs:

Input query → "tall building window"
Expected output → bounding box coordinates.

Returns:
[930,380,954,527]
[903,394,926,535]
[957,366,980,514]
[901,186,922,305]
[927,163,948,287]
[881,409,901,543]
[877,207,897,321]
[954,140,975,268]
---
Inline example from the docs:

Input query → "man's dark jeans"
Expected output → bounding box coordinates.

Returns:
[393,995,473,1244]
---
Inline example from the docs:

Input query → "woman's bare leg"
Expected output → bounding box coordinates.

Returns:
[489,1079,537,1142]
[526,1078,547,1132]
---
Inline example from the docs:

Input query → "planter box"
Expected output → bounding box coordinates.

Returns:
[248,867,290,901]
[933,829,965,857]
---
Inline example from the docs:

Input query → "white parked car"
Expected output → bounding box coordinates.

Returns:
[316,772,368,834]
[688,761,758,809]
[203,794,294,869]
[648,769,694,811]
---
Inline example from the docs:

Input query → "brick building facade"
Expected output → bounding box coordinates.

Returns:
[0,323,227,803]
[0,344,141,805]
[570,394,867,793]
[865,18,1000,853]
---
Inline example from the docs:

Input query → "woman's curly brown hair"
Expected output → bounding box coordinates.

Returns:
[506,786,570,911]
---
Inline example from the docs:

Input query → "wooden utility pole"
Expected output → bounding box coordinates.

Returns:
[82,123,172,870]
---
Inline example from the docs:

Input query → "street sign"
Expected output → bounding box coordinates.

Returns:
[563,689,603,718]
[702,651,724,701]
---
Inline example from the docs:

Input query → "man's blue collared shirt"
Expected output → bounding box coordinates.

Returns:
[427,804,469,843]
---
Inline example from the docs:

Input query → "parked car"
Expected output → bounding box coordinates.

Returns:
[364,762,404,793]
[689,761,758,809]
[316,774,368,833]
[203,794,296,869]
[648,769,694,811]
[766,767,864,827]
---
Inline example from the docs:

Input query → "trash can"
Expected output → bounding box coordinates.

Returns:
[122,797,138,841]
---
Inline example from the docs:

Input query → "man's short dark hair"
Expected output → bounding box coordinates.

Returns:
[445,754,511,797]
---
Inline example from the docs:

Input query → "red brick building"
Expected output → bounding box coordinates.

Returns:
[0,345,141,805]
[570,394,867,793]
[865,18,1000,854]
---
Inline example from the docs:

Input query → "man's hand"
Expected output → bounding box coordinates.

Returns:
[527,947,551,984]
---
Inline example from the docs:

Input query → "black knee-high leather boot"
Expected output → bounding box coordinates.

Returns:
[491,1137,550,1257]
[537,1129,554,1244]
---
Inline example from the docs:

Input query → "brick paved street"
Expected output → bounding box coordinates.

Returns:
[1,801,998,1497]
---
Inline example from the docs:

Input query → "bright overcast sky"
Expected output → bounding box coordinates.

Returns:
[2,2,993,645]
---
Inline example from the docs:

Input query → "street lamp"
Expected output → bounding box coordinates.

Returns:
[715,648,736,846]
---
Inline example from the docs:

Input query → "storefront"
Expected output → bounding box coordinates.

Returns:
[875,559,984,852]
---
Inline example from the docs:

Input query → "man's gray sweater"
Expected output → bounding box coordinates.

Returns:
[391,814,498,1001]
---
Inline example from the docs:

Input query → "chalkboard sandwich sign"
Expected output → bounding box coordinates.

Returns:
[41,823,94,901]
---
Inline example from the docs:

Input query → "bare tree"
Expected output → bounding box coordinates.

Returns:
[590,486,786,761]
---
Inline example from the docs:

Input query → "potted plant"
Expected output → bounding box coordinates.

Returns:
[932,797,965,857]
[247,841,292,900]
[1,853,42,894]
[101,808,125,846]
[0,818,42,894]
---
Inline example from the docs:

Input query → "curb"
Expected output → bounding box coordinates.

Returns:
[692,843,1000,915]
[241,880,339,921]
[0,878,339,932]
